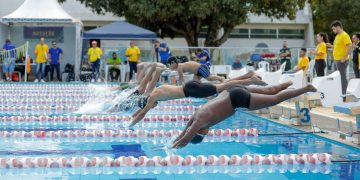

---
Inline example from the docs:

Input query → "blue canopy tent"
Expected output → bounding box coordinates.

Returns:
[83,21,157,40]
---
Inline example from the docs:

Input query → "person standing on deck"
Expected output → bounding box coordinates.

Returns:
[279,41,292,71]
[326,20,352,95]
[48,40,63,82]
[125,41,141,82]
[34,37,49,82]
[310,33,328,77]
[2,39,16,81]
[351,33,360,78]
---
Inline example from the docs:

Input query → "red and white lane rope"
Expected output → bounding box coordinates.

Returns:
[0,153,332,169]
[0,128,259,139]
[0,115,195,123]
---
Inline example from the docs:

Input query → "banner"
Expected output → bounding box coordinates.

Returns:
[24,27,64,42]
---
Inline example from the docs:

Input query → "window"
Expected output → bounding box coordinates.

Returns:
[278,29,304,39]
[250,29,277,39]
[230,28,249,38]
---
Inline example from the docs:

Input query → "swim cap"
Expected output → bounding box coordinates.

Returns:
[166,56,178,65]
[190,133,205,144]
[138,96,148,109]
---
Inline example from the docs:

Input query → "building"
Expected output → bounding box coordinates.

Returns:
[0,0,315,69]
[164,3,315,49]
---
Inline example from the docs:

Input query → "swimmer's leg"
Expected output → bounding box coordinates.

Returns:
[248,84,317,110]
[226,71,255,82]
[136,63,146,84]
[206,75,225,83]
[145,67,165,94]
[137,64,156,94]
[245,81,293,95]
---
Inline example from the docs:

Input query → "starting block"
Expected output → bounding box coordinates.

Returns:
[333,102,360,144]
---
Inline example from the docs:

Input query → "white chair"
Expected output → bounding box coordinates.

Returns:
[280,62,287,72]
[344,79,360,99]
[258,61,270,72]
[310,71,342,107]
[211,65,231,78]
[228,68,248,79]
[279,70,304,89]
[262,62,287,86]
[305,60,316,82]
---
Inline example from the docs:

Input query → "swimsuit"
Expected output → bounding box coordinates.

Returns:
[183,80,217,98]
[196,64,210,78]
[227,85,251,109]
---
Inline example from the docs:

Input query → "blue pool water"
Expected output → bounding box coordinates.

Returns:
[0,83,359,179]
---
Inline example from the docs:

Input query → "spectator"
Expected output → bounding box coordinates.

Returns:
[326,20,352,95]
[34,37,49,82]
[154,40,172,65]
[48,40,63,81]
[192,48,211,67]
[87,41,103,82]
[295,48,310,72]
[351,33,360,78]
[232,55,243,70]
[279,41,292,71]
[107,52,122,81]
[310,33,328,77]
[125,41,141,81]
[2,39,16,81]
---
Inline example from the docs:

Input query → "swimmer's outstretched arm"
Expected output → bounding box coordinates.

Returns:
[172,122,201,149]
[129,96,157,127]
[173,117,194,143]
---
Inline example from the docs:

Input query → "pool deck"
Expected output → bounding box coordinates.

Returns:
[256,102,360,149]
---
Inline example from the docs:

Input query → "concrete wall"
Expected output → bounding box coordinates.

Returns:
[9,26,76,72]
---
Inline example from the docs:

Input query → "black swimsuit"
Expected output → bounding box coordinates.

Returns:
[183,80,217,98]
[227,85,251,109]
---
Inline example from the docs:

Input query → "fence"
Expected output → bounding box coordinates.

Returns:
[98,46,352,76]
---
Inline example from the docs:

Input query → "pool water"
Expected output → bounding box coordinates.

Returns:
[0,83,359,180]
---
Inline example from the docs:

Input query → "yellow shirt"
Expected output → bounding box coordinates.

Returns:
[333,31,351,60]
[297,56,309,72]
[34,44,49,63]
[125,46,141,62]
[87,47,103,62]
[315,42,327,60]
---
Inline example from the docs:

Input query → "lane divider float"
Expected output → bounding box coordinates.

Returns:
[0,153,332,169]
[0,128,259,138]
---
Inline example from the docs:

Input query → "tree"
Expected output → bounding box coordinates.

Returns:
[310,0,360,41]
[60,0,306,47]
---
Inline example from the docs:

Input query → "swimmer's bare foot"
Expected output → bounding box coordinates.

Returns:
[249,76,267,86]
[220,77,225,83]
[247,70,255,77]
[284,81,293,87]
[305,84,317,92]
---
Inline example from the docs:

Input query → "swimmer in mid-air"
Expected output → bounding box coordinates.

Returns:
[167,56,225,85]
[108,63,165,112]
[172,83,317,148]
[128,71,267,126]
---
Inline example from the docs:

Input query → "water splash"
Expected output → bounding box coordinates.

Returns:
[75,84,139,115]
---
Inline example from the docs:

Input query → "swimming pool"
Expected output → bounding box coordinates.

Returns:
[0,83,359,180]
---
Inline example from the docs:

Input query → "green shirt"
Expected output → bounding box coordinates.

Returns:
[280,48,291,61]
[107,57,122,64]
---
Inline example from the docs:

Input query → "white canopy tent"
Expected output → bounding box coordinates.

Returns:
[1,0,83,81]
